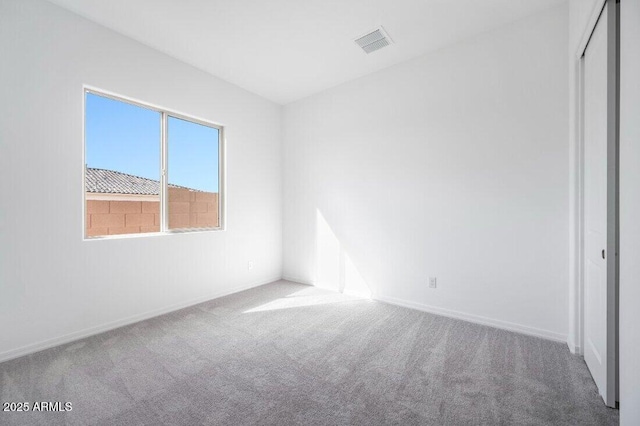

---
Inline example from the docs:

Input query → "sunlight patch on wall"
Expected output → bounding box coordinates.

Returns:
[343,251,371,298]
[316,210,371,298]
[316,209,341,292]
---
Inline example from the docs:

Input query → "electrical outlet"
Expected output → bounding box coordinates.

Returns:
[248,260,254,271]
[428,277,437,288]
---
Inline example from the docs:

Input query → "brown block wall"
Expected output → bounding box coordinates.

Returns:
[168,188,219,230]
[86,190,218,237]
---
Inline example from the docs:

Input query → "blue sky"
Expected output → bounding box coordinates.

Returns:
[85,92,219,192]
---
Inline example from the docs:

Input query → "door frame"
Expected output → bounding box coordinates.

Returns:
[573,0,619,408]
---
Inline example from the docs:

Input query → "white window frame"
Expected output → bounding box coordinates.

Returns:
[83,86,225,240]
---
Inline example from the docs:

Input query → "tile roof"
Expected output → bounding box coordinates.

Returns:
[85,168,198,194]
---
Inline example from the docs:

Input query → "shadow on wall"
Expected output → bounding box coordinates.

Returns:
[315,209,371,299]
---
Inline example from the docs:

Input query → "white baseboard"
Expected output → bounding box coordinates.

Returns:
[567,340,583,356]
[376,294,567,343]
[281,275,313,286]
[279,279,566,343]
[0,275,281,364]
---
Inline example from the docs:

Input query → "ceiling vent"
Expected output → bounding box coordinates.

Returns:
[354,27,393,54]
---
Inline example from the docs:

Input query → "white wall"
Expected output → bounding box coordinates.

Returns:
[0,0,282,361]
[283,5,570,341]
[620,0,640,423]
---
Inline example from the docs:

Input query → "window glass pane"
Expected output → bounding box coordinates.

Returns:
[85,92,161,237]
[167,116,220,229]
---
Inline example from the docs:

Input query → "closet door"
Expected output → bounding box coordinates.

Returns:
[582,0,617,408]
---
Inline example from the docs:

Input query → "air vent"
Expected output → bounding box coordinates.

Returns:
[354,27,393,54]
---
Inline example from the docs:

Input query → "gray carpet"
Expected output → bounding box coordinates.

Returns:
[0,280,618,425]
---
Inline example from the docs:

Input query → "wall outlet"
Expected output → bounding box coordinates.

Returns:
[248,260,254,271]
[428,277,437,288]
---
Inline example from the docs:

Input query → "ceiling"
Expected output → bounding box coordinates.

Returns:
[47,0,566,104]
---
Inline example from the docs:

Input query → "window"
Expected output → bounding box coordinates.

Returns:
[84,89,223,238]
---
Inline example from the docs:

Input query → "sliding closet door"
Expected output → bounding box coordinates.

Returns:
[582,0,617,408]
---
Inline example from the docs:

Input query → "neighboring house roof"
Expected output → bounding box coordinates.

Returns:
[86,167,198,194]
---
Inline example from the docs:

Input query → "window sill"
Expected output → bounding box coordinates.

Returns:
[83,227,224,241]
